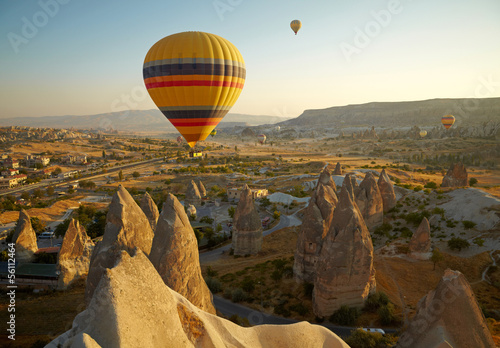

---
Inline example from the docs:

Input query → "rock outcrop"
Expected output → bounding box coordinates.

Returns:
[149,194,215,314]
[57,219,94,290]
[355,172,384,230]
[313,184,376,317]
[342,173,358,199]
[140,192,160,231]
[185,180,202,205]
[12,210,38,263]
[294,168,338,283]
[441,162,468,188]
[232,184,263,256]
[85,185,154,304]
[333,162,342,175]
[397,269,495,348]
[196,179,206,197]
[378,168,397,212]
[409,217,431,254]
[48,251,349,348]
[186,204,197,218]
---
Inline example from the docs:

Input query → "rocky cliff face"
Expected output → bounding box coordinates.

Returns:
[85,185,154,304]
[185,180,202,205]
[12,210,38,263]
[441,162,468,188]
[149,193,215,314]
[378,168,397,212]
[232,184,263,256]
[355,172,384,230]
[409,217,431,255]
[196,179,206,197]
[294,168,338,283]
[397,269,495,348]
[333,162,342,175]
[57,219,94,290]
[313,184,376,317]
[140,192,160,231]
[47,251,349,348]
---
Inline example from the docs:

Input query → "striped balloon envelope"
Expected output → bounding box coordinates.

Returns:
[441,115,455,129]
[143,32,246,147]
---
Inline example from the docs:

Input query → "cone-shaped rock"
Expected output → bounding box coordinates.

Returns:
[57,219,94,290]
[333,162,342,175]
[397,269,495,348]
[313,184,376,317]
[378,168,397,212]
[197,179,207,197]
[342,173,357,199]
[232,184,263,256]
[185,180,202,205]
[149,194,215,314]
[12,210,38,263]
[294,168,338,283]
[355,172,384,230]
[441,162,468,188]
[409,217,431,254]
[85,185,154,304]
[140,192,159,231]
[48,250,349,348]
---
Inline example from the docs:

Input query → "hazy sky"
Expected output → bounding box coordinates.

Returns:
[1,0,499,118]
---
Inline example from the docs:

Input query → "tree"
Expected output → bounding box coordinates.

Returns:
[46,186,55,196]
[132,171,140,178]
[228,206,236,219]
[118,170,124,181]
[21,191,30,200]
[431,248,444,270]
[273,210,281,220]
[33,188,44,199]
[469,177,478,187]
[448,237,470,251]
[53,167,62,175]
[30,217,45,234]
[102,150,106,158]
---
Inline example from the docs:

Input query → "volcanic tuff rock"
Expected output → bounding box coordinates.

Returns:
[313,184,376,317]
[355,172,384,230]
[196,179,206,197]
[342,173,358,199]
[47,251,349,348]
[441,162,468,188]
[378,168,397,212]
[85,185,154,304]
[149,194,215,314]
[333,162,342,175]
[12,210,38,263]
[294,168,338,283]
[232,184,263,256]
[139,192,159,231]
[397,269,495,348]
[185,180,202,205]
[409,217,431,254]
[57,219,94,290]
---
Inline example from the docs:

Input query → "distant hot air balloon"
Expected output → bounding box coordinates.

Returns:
[210,129,217,137]
[441,115,455,130]
[176,136,183,145]
[275,126,281,132]
[419,130,427,138]
[143,32,246,148]
[290,20,301,35]
[257,134,266,145]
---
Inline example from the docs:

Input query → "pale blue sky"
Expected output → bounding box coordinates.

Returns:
[1,0,499,118]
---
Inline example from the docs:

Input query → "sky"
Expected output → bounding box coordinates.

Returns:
[0,0,499,119]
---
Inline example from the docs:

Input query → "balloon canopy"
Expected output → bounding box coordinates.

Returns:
[257,134,266,144]
[441,115,455,130]
[143,31,246,147]
[419,130,427,138]
[290,20,301,35]
[210,129,217,137]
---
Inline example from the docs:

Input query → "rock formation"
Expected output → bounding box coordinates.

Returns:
[441,162,468,188]
[313,184,376,317]
[186,204,197,218]
[378,168,397,212]
[294,168,338,283]
[333,162,342,175]
[185,180,202,205]
[57,219,94,290]
[149,194,215,314]
[140,192,160,231]
[48,251,349,348]
[196,179,206,197]
[409,217,431,255]
[232,184,263,256]
[85,185,154,304]
[342,173,358,199]
[397,269,495,348]
[12,210,38,263]
[355,172,384,230]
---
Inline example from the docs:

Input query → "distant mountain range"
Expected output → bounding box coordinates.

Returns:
[278,97,500,128]
[0,110,291,132]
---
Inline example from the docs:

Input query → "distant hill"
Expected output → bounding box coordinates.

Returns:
[0,110,291,132]
[278,98,500,128]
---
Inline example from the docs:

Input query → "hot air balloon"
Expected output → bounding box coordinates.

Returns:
[419,130,427,138]
[176,136,183,145]
[257,134,266,145]
[441,115,455,130]
[290,20,301,35]
[210,129,217,137]
[275,126,280,132]
[143,32,246,148]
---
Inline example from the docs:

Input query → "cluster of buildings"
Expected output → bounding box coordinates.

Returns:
[0,126,102,143]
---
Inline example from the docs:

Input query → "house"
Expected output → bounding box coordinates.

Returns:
[0,177,17,189]
[227,186,269,201]
[25,155,50,167]
[1,168,19,177]
[3,158,19,169]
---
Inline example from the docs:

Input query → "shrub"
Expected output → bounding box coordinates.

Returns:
[413,185,423,192]
[400,227,413,238]
[469,177,478,187]
[231,288,247,303]
[448,237,470,251]
[374,223,392,237]
[241,277,255,292]
[274,303,291,317]
[289,302,309,316]
[462,220,477,229]
[473,238,485,246]
[364,292,390,312]
[271,269,283,282]
[220,273,236,283]
[205,277,222,293]
[378,303,397,325]
[206,266,218,277]
[345,329,390,348]
[329,305,359,326]
[424,181,438,189]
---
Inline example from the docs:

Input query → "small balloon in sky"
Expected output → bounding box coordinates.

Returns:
[290,20,301,35]
[441,115,455,130]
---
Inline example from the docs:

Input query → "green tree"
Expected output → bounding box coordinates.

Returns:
[30,217,45,234]
[469,177,478,187]
[273,210,281,220]
[329,305,359,326]
[54,219,71,237]
[21,191,30,200]
[431,248,444,270]
[228,206,236,219]
[448,237,470,251]
[53,167,62,175]
[132,171,140,178]
[33,188,44,199]
[102,150,106,158]
[46,186,55,196]
[118,170,124,181]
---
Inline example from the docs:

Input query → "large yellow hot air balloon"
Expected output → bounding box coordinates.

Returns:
[143,32,246,148]
[441,115,455,130]
[290,20,301,35]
